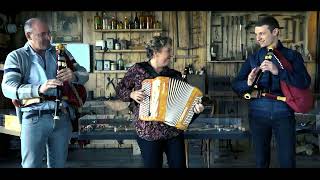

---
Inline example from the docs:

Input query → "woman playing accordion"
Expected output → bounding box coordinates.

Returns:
[116,36,204,168]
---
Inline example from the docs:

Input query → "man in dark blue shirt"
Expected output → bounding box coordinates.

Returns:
[232,16,311,168]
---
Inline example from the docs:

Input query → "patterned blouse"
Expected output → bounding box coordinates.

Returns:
[116,61,184,141]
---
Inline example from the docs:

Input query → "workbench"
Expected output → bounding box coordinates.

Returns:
[77,116,251,168]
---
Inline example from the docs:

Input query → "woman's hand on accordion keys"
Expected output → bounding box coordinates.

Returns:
[56,68,76,82]
[130,89,146,104]
[193,103,204,114]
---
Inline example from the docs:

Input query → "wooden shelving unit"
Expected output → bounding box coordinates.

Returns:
[95,49,146,53]
[94,70,128,74]
[94,29,162,33]
[207,60,245,63]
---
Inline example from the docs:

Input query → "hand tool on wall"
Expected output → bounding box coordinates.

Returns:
[230,16,234,60]
[292,19,296,43]
[225,16,229,59]
[221,16,224,59]
[244,14,250,49]
[294,15,305,42]
[239,16,245,60]
[235,16,239,59]
[283,17,292,40]
[250,37,255,55]
[106,77,117,99]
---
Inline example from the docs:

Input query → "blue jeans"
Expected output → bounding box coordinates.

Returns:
[137,133,186,168]
[249,116,296,168]
[249,98,296,168]
[20,111,72,168]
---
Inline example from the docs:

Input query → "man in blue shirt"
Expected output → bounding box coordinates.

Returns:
[1,18,89,168]
[232,16,311,168]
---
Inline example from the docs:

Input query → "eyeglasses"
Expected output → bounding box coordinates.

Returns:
[32,31,51,39]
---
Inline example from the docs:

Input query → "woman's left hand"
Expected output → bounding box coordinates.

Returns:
[194,103,204,114]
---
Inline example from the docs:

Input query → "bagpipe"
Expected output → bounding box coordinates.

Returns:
[11,44,87,110]
[54,43,87,120]
[243,46,313,113]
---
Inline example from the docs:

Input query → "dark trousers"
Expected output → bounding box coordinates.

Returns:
[249,115,296,168]
[136,133,186,168]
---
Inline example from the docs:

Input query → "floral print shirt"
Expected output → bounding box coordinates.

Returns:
[116,61,185,141]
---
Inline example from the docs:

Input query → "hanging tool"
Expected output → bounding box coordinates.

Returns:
[283,17,292,40]
[220,16,224,59]
[250,38,255,55]
[225,16,229,59]
[235,16,239,59]
[239,16,245,60]
[292,19,296,43]
[106,77,117,99]
[230,16,234,60]
[295,15,305,42]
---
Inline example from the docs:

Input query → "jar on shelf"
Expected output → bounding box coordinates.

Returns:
[110,62,117,70]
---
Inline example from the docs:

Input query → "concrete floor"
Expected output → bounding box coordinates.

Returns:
[1,139,320,168]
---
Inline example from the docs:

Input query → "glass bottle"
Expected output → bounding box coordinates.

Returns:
[117,53,124,70]
[111,16,117,30]
[155,20,161,29]
[146,16,150,29]
[182,65,189,80]
[124,16,129,29]
[129,16,134,29]
[139,13,145,29]
[188,64,194,74]
[102,12,108,30]
[149,15,155,29]
[134,12,139,29]
[94,12,102,30]
[117,21,124,29]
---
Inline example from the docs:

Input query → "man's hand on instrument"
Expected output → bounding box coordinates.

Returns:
[260,60,278,75]
[247,67,260,86]
[39,79,63,94]
[56,68,75,82]
[194,103,204,114]
[130,89,146,104]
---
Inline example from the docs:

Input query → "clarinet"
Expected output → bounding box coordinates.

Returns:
[243,45,274,99]
[53,44,67,120]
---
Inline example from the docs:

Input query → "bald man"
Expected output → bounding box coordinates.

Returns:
[1,18,89,168]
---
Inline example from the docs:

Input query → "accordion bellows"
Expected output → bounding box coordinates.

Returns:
[139,76,203,130]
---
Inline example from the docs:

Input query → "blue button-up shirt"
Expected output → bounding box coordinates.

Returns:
[22,42,69,112]
[232,40,311,118]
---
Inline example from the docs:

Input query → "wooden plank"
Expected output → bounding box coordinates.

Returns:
[83,11,96,44]
[85,73,97,91]
[177,11,190,49]
[96,73,105,97]
[307,11,317,60]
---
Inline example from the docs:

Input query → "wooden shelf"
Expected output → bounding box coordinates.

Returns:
[174,55,199,59]
[94,70,128,73]
[95,49,146,53]
[208,60,314,63]
[207,60,245,63]
[94,29,162,33]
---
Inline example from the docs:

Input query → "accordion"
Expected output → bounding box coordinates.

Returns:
[139,76,203,130]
